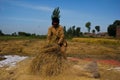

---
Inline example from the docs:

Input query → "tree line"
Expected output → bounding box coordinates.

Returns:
[0,20,120,38]
[0,31,46,39]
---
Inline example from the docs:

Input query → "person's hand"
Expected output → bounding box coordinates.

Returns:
[58,42,61,45]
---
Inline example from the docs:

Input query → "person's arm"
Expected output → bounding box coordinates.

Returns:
[58,26,64,45]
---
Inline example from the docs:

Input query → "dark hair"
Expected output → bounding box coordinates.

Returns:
[52,17,59,24]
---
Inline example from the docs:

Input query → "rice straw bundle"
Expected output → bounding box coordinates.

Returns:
[29,44,67,76]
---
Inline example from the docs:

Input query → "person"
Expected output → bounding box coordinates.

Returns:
[47,17,67,53]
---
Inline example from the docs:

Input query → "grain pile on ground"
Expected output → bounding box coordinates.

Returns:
[29,43,68,76]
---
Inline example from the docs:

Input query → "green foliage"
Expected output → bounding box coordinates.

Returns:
[113,20,120,25]
[12,32,17,36]
[65,26,81,38]
[85,22,91,32]
[92,29,95,34]
[63,26,67,37]
[107,20,120,37]
[71,26,76,36]
[95,26,100,32]
[75,27,81,37]
[0,35,47,40]
[18,32,31,36]
[108,25,116,37]
[66,27,72,38]
[36,35,47,39]
[0,30,4,36]
[51,7,60,19]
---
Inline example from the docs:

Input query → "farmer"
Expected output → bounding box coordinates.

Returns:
[47,17,67,53]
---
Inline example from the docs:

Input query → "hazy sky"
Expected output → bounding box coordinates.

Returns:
[0,0,120,35]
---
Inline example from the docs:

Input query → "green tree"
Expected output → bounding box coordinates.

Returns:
[85,22,91,33]
[113,20,120,26]
[75,27,81,37]
[95,26,100,33]
[72,25,76,36]
[31,33,36,37]
[67,27,72,37]
[92,29,95,34]
[12,32,17,36]
[0,30,4,36]
[51,7,60,19]
[18,32,31,36]
[63,26,67,36]
[107,20,120,37]
[108,25,116,37]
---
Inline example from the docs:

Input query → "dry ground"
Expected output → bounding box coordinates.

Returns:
[0,39,120,59]
[0,39,120,80]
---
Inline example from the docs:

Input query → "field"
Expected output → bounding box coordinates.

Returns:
[0,37,120,80]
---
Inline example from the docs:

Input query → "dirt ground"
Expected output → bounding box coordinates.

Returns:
[0,39,120,80]
[1,39,120,61]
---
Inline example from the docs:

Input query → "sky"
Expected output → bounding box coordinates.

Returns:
[0,0,120,35]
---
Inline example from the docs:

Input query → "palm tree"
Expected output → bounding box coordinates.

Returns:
[95,26,100,33]
[85,22,91,33]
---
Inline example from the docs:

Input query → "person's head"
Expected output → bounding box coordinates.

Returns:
[52,17,59,27]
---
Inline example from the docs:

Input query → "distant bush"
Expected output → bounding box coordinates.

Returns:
[0,30,4,36]
[18,32,31,36]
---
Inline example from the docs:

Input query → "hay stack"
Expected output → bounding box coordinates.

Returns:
[29,44,67,76]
